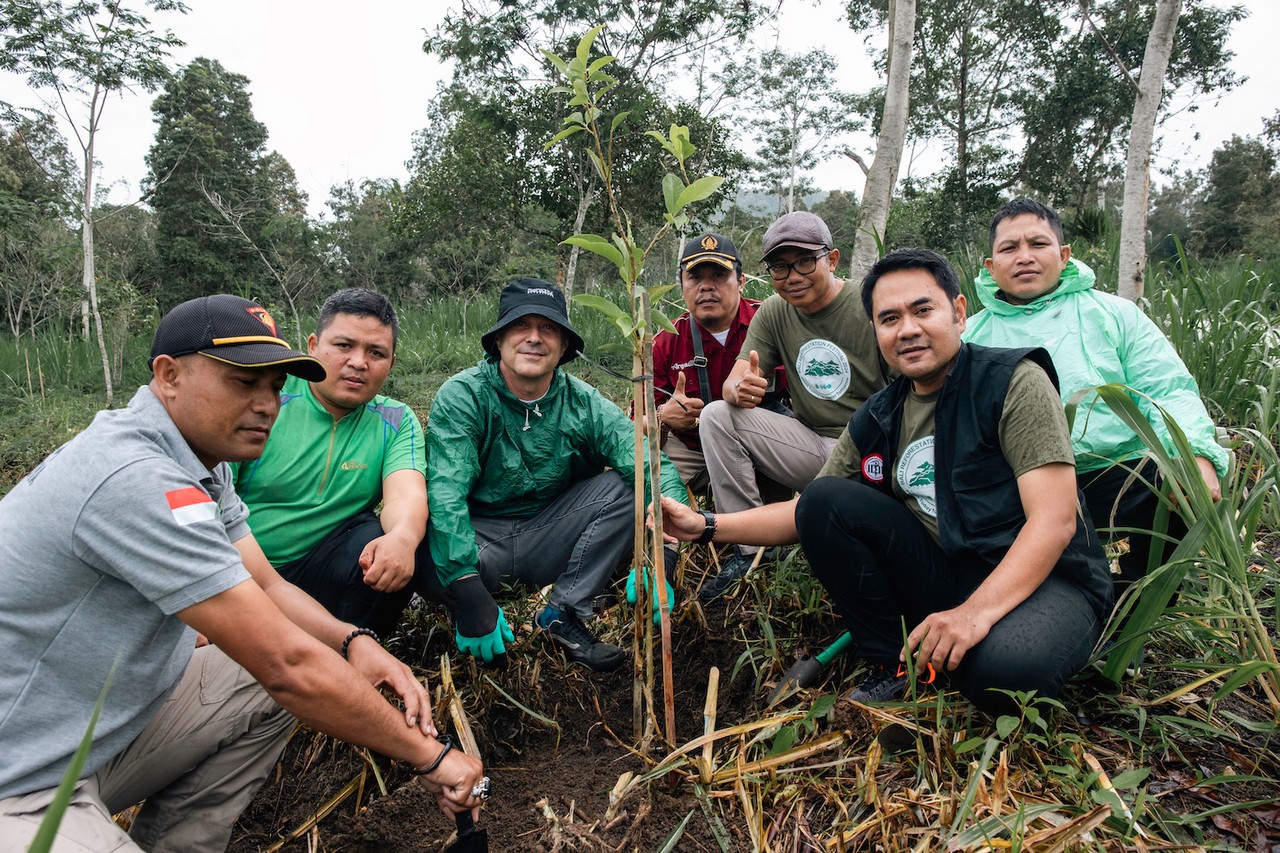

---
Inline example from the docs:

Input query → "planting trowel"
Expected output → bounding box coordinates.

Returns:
[767,631,854,705]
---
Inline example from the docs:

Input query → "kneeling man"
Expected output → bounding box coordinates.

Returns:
[233,288,430,636]
[659,250,1113,714]
[428,278,687,672]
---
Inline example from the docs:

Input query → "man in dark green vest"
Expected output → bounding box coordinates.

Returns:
[657,248,1112,715]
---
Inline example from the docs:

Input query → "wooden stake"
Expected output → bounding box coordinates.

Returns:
[641,291,676,747]
[701,667,720,784]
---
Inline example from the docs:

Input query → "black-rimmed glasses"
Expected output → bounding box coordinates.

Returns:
[764,250,830,281]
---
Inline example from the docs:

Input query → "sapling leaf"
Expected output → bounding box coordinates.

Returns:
[661,173,681,215]
[1109,768,1151,790]
[573,294,630,323]
[544,125,585,149]
[610,110,630,134]
[647,283,676,300]
[995,715,1019,738]
[577,24,602,66]
[676,176,725,211]
[563,235,624,268]
[587,55,615,76]
[542,51,568,76]
[650,309,677,336]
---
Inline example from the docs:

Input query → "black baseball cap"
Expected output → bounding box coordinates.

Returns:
[762,211,834,260]
[680,233,741,271]
[481,278,585,366]
[150,295,325,381]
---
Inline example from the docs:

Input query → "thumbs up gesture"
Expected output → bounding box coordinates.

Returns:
[731,350,770,409]
[660,370,704,431]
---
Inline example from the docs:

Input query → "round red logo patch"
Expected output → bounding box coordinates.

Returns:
[861,453,885,483]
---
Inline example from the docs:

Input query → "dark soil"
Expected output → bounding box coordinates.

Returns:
[229,593,787,852]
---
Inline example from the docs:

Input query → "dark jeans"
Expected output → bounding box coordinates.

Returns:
[795,477,1101,715]
[1079,459,1186,595]
[471,471,634,620]
[277,511,443,636]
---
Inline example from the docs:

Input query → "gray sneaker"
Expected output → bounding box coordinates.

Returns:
[538,609,626,671]
[847,662,909,704]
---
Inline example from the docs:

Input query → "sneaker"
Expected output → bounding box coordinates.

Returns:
[537,608,626,671]
[698,551,755,601]
[847,662,909,704]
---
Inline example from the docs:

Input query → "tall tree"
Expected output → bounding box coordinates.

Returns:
[145,56,286,306]
[1019,0,1243,215]
[1191,134,1280,259]
[0,0,185,402]
[846,0,916,282]
[423,2,753,299]
[1118,0,1180,301]
[721,49,862,215]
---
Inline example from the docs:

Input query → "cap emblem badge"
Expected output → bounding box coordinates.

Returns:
[245,306,278,335]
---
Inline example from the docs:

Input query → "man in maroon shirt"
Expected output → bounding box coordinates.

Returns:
[653,233,787,493]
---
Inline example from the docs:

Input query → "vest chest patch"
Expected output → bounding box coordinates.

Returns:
[896,436,936,517]
[861,453,885,482]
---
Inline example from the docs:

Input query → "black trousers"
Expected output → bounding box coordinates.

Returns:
[1079,459,1186,594]
[276,512,446,636]
[795,477,1101,715]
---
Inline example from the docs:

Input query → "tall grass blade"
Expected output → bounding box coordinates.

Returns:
[27,659,119,853]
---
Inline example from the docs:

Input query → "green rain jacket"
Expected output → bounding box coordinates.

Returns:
[963,258,1229,477]
[426,358,689,587]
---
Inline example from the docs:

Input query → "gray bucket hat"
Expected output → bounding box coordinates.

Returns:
[481,278,584,366]
[762,211,834,260]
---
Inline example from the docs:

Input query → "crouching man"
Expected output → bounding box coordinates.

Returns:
[428,279,687,672]
[657,250,1113,715]
[0,296,483,851]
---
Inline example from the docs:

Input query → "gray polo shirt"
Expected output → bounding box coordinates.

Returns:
[0,386,252,799]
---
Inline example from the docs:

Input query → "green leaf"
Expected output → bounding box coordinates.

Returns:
[650,309,677,336]
[661,173,682,216]
[995,715,1019,738]
[646,283,676,300]
[542,50,569,77]
[28,659,119,853]
[1109,768,1151,790]
[563,235,624,269]
[675,176,725,211]
[577,25,603,66]
[954,736,989,755]
[588,149,608,182]
[544,125,585,150]
[646,129,677,158]
[574,293,631,324]
[587,55,615,76]
[609,110,631,135]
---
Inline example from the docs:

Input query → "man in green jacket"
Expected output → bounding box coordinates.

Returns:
[427,278,687,671]
[963,198,1228,594]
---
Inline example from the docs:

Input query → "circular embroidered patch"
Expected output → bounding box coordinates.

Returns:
[861,453,885,482]
[795,339,851,401]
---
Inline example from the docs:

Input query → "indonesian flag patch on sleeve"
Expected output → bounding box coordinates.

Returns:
[166,486,217,526]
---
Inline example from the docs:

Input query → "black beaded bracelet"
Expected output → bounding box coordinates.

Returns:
[341,627,380,659]
[406,735,454,777]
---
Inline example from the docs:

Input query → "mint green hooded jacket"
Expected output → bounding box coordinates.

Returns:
[963,258,1228,477]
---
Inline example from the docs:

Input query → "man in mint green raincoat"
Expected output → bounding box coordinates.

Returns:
[963,198,1228,595]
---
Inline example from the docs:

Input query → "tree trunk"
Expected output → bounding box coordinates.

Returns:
[82,118,113,405]
[850,0,917,283]
[564,178,595,312]
[1118,0,1182,302]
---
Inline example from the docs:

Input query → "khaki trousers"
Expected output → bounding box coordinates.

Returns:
[0,644,294,852]
[700,401,837,556]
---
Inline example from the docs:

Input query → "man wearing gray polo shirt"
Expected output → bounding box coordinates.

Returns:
[0,295,484,851]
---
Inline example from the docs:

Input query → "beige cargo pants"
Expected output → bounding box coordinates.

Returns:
[0,644,293,852]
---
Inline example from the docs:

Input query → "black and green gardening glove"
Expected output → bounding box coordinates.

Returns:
[449,574,513,666]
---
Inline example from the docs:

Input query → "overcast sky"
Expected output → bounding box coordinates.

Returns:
[2,0,1274,217]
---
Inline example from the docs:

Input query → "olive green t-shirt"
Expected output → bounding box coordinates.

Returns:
[817,359,1074,543]
[739,281,889,438]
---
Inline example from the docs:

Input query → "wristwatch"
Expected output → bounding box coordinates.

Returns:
[694,509,717,545]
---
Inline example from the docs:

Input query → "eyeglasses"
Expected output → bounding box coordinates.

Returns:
[764,251,830,281]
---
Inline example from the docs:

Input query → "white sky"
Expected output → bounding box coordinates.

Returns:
[1,0,1274,217]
